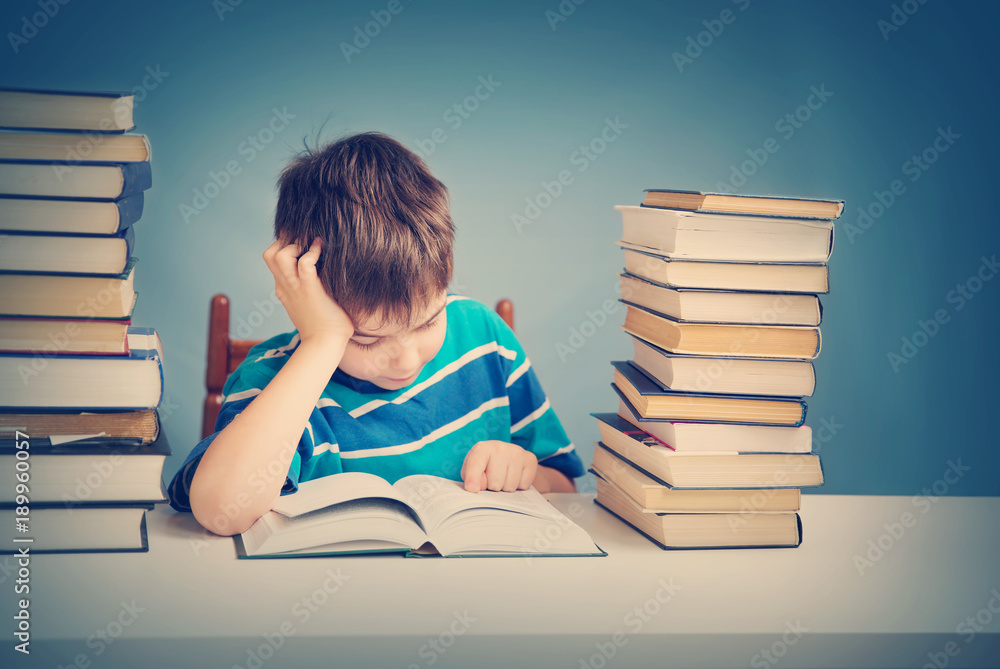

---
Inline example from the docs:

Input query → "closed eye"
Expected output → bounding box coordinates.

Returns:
[349,313,441,350]
[416,316,440,331]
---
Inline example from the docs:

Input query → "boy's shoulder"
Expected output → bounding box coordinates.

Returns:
[222,330,301,394]
[445,294,503,324]
[444,294,517,345]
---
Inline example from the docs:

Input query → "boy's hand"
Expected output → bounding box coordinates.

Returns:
[461,441,538,493]
[263,238,355,346]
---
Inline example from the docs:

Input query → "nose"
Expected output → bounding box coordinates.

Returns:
[388,336,421,373]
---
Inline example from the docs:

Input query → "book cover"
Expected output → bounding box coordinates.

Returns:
[0,254,138,278]
[616,205,835,264]
[0,160,152,200]
[620,272,824,326]
[0,326,163,409]
[641,188,845,220]
[627,340,818,398]
[0,426,169,455]
[0,502,153,554]
[593,497,803,551]
[0,88,135,133]
[622,301,823,360]
[234,538,608,560]
[0,192,144,235]
[0,132,150,163]
[234,473,606,559]
[587,437,810,491]
[612,361,808,427]
[0,226,135,276]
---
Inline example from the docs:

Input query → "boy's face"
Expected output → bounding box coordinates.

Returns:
[338,290,449,391]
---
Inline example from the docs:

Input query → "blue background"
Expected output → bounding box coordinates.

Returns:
[3,0,998,497]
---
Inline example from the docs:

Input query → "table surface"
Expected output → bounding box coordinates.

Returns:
[3,493,999,668]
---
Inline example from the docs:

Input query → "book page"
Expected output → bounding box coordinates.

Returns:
[271,471,404,518]
[391,474,564,534]
[242,497,427,556]
[430,507,602,556]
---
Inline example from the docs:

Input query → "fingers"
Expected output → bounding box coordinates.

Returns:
[462,442,537,493]
[262,239,282,263]
[485,457,508,492]
[518,459,536,491]
[272,241,305,283]
[297,238,322,277]
[461,444,490,493]
[501,460,520,492]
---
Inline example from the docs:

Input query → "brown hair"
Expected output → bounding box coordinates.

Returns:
[274,132,454,329]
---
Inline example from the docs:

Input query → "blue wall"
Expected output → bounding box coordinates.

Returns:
[4,0,997,496]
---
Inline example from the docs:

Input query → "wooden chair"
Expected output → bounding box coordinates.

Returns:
[202,294,514,439]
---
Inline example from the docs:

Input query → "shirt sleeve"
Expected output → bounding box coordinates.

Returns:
[488,310,586,481]
[166,362,306,512]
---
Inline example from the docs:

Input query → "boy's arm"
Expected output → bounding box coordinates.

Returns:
[460,305,585,494]
[533,465,576,493]
[189,239,354,536]
[188,336,346,535]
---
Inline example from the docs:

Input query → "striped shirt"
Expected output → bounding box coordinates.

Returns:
[168,295,583,511]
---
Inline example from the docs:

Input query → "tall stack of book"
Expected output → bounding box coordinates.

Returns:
[0,88,168,553]
[591,189,843,549]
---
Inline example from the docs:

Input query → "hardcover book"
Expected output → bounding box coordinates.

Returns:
[590,444,801,513]
[629,335,816,397]
[611,361,808,426]
[0,227,135,275]
[0,429,169,503]
[0,160,151,200]
[0,326,163,409]
[0,502,152,553]
[594,471,803,550]
[616,205,835,263]
[620,272,822,326]
[0,408,159,444]
[0,314,133,355]
[620,244,830,294]
[622,302,822,359]
[0,88,134,132]
[0,257,137,318]
[0,132,150,163]
[615,397,813,453]
[236,472,606,559]
[592,411,823,488]
[641,188,844,220]
[0,193,144,234]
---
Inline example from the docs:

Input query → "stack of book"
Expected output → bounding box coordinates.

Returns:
[591,188,843,549]
[0,88,168,553]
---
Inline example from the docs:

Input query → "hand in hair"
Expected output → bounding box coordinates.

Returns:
[262,237,355,346]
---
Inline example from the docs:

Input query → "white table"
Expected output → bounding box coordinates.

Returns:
[2,494,999,668]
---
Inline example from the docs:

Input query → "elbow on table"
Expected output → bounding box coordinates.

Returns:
[188,475,272,537]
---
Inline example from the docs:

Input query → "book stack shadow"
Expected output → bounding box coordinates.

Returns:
[0,88,168,554]
[590,188,843,549]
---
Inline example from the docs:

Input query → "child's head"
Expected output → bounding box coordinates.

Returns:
[274,132,454,332]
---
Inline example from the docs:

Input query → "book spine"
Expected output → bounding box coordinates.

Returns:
[119,162,152,197]
[115,193,144,232]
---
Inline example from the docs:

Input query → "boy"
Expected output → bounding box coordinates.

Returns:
[169,132,584,536]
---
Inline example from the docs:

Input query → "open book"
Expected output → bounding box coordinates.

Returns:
[236,472,606,558]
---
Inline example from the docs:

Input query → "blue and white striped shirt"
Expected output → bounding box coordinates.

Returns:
[168,295,583,511]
